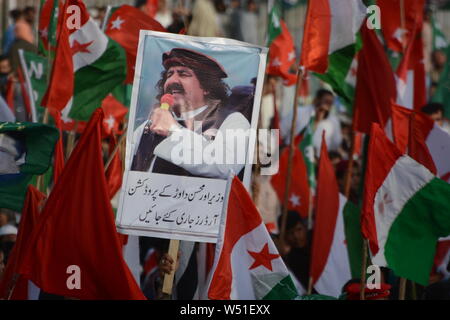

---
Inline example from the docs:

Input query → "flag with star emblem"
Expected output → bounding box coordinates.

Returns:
[310,133,351,297]
[38,0,61,55]
[361,123,450,286]
[377,0,425,53]
[431,45,450,120]
[207,176,299,300]
[266,2,297,86]
[270,141,310,218]
[42,0,127,121]
[300,0,366,74]
[0,122,59,212]
[104,5,166,84]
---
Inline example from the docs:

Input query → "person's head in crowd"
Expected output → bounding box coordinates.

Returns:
[23,6,36,25]
[9,9,22,23]
[0,55,12,88]
[313,89,334,121]
[431,49,447,71]
[335,160,361,202]
[341,278,391,300]
[246,0,257,12]
[214,0,227,13]
[421,102,446,127]
[0,224,18,265]
[328,151,342,168]
[230,0,241,9]
[0,209,16,228]
[277,210,308,250]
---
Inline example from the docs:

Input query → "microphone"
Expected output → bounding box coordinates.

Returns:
[160,94,174,110]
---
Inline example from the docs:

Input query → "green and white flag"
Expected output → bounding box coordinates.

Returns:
[431,16,448,51]
[0,122,59,212]
[18,50,48,123]
[299,113,316,189]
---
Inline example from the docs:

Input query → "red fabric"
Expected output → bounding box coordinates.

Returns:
[353,25,397,134]
[0,186,45,300]
[270,143,310,218]
[101,95,128,137]
[17,109,146,300]
[38,0,55,52]
[106,135,123,199]
[145,0,159,18]
[16,67,32,121]
[345,283,391,300]
[310,133,340,285]
[105,5,166,84]
[41,0,74,112]
[48,108,66,184]
[391,104,437,174]
[267,20,297,86]
[5,77,15,113]
[378,0,425,53]
[300,0,331,73]
[208,176,262,300]
[298,71,309,98]
[362,124,403,255]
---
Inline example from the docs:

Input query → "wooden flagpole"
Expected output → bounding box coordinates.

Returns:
[359,239,368,300]
[279,67,302,247]
[104,124,128,172]
[344,131,355,199]
[162,239,180,296]
[399,278,407,300]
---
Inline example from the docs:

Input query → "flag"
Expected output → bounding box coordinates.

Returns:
[208,176,299,300]
[300,0,366,74]
[431,15,448,51]
[353,25,397,133]
[313,40,361,114]
[299,115,316,189]
[42,0,127,121]
[18,50,48,122]
[38,0,61,55]
[266,2,297,85]
[271,142,310,218]
[104,5,166,84]
[378,0,425,53]
[361,123,450,285]
[0,186,45,299]
[106,135,123,199]
[101,95,128,137]
[48,108,65,184]
[310,133,351,297]
[0,122,59,212]
[0,96,15,122]
[17,109,146,300]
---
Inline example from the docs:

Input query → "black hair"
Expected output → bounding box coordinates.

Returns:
[0,55,9,62]
[156,67,230,103]
[9,9,22,21]
[421,102,444,115]
[315,88,334,100]
[277,210,307,233]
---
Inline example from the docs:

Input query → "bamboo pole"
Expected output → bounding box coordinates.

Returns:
[162,239,180,296]
[104,125,128,172]
[279,67,302,246]
[359,239,368,300]
[344,131,355,199]
[399,278,407,300]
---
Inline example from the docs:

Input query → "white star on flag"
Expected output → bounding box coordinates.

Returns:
[104,115,116,131]
[393,28,408,45]
[289,194,301,207]
[288,51,296,61]
[40,28,48,39]
[271,57,282,67]
[111,16,125,30]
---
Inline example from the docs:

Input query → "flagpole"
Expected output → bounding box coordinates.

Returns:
[399,277,407,300]
[279,67,302,247]
[359,238,368,300]
[344,131,355,198]
[162,239,180,297]
[105,124,128,172]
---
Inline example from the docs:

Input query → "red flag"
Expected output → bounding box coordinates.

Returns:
[267,21,297,86]
[353,25,397,133]
[16,67,33,121]
[5,77,15,113]
[0,186,45,300]
[17,109,146,300]
[101,95,128,137]
[48,108,66,184]
[145,0,159,18]
[106,135,123,199]
[105,5,166,84]
[40,0,79,112]
[310,132,340,287]
[391,104,437,174]
[270,142,310,218]
[378,0,425,53]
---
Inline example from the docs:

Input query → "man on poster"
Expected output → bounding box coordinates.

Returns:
[131,48,256,180]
